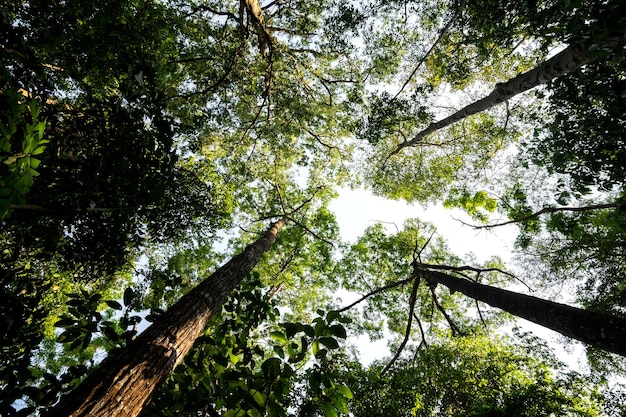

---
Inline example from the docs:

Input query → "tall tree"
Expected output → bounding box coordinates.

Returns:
[389,23,626,156]
[418,265,626,357]
[46,218,286,417]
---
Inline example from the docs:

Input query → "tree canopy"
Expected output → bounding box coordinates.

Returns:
[2,0,626,416]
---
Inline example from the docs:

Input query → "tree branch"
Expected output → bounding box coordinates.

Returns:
[393,0,465,98]
[428,285,464,336]
[420,262,532,292]
[334,276,415,313]
[466,202,619,230]
[381,276,421,375]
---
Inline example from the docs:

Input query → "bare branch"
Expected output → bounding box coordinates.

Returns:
[335,276,415,313]
[381,276,421,375]
[466,203,619,230]
[286,216,334,247]
[412,311,428,348]
[394,0,465,98]
[420,262,533,292]
[475,299,489,332]
[428,285,464,336]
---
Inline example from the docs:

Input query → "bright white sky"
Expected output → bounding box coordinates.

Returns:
[329,187,516,263]
[328,187,589,368]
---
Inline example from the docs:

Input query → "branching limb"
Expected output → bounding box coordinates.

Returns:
[412,312,428,348]
[307,129,339,151]
[286,216,334,247]
[334,276,415,313]
[461,202,619,230]
[420,262,533,292]
[475,299,489,332]
[381,276,421,375]
[394,0,465,98]
[428,285,464,336]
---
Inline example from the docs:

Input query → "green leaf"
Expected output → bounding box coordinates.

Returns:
[326,310,340,323]
[301,324,315,337]
[329,393,349,415]
[223,408,244,417]
[319,337,339,349]
[54,318,76,328]
[105,300,123,310]
[336,385,353,399]
[269,331,288,344]
[328,324,347,339]
[282,322,299,338]
[261,357,282,379]
[320,401,338,417]
[249,389,266,406]
[123,287,134,306]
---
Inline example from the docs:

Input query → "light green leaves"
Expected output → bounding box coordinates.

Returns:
[0,91,48,218]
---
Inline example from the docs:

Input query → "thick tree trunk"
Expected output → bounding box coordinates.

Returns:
[390,30,626,156]
[420,268,626,357]
[46,218,287,417]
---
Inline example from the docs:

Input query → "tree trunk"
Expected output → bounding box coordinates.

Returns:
[46,218,287,417]
[420,268,626,357]
[390,30,626,156]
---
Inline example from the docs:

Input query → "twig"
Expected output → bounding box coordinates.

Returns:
[413,311,428,348]
[464,203,619,230]
[286,216,334,247]
[475,299,489,332]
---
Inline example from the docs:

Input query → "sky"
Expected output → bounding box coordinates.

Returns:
[329,187,516,263]
[328,187,589,368]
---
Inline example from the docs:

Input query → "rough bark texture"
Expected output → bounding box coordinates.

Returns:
[421,268,626,357]
[391,30,626,156]
[47,218,287,417]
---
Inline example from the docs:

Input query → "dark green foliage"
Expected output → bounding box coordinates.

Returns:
[530,60,626,194]
[358,91,432,146]
[1,2,230,414]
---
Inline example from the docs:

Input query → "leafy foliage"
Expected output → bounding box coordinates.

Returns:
[3,0,626,415]
[344,335,605,417]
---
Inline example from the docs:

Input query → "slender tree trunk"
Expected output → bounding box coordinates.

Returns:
[46,218,287,417]
[390,30,626,156]
[419,268,626,357]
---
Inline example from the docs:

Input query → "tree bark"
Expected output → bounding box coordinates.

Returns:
[390,30,626,156]
[46,218,287,417]
[419,268,626,357]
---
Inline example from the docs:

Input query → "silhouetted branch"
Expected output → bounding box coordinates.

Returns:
[381,276,421,375]
[460,203,619,230]
[334,276,415,313]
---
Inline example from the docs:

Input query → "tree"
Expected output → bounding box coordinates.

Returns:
[344,335,604,417]
[4,1,626,416]
[389,16,626,156]
[46,218,286,417]
[417,265,626,357]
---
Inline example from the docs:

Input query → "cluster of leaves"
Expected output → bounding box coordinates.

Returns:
[0,91,47,218]
[528,59,626,195]
[145,276,352,417]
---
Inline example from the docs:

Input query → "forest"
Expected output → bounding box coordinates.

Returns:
[1,0,626,416]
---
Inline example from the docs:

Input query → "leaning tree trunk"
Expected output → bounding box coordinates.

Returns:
[419,268,626,357]
[390,29,626,156]
[46,218,287,417]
